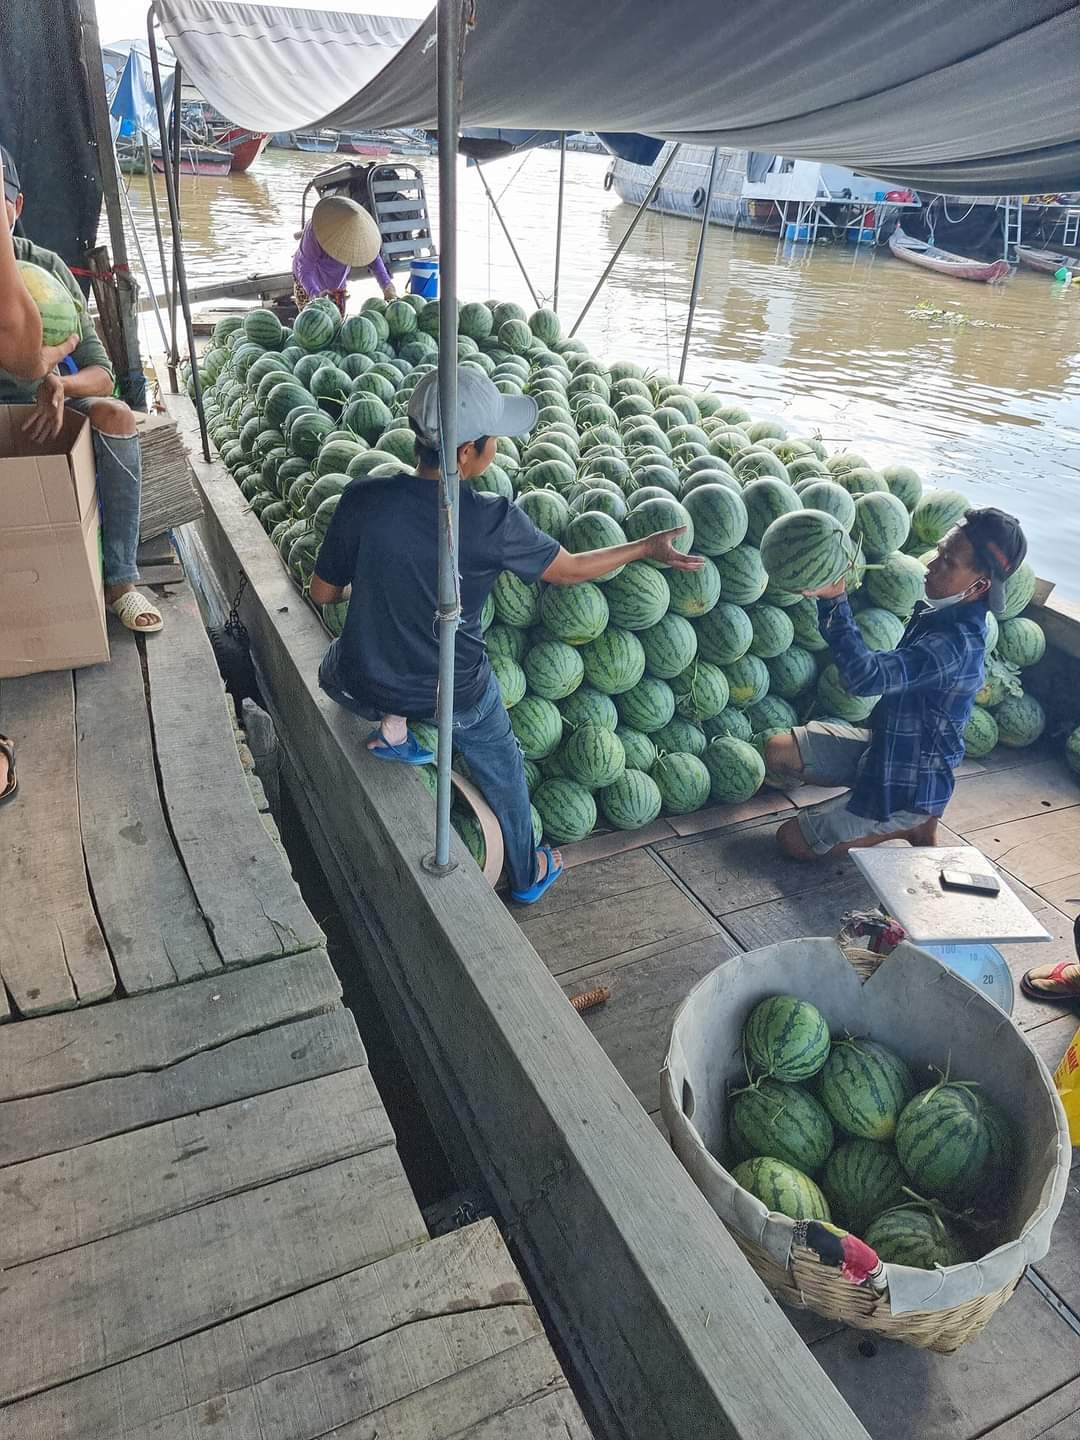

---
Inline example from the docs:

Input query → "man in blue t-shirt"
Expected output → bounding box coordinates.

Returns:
[310,365,702,904]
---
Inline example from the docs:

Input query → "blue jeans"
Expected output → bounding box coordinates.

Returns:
[66,398,142,585]
[318,641,536,893]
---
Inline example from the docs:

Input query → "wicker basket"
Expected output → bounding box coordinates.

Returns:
[661,938,1071,1353]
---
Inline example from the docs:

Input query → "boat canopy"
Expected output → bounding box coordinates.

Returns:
[153,0,1080,194]
[106,40,177,143]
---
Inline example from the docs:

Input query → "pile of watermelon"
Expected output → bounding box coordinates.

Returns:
[193,297,1049,860]
[728,994,1016,1271]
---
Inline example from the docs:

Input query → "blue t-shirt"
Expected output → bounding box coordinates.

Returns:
[315,473,559,716]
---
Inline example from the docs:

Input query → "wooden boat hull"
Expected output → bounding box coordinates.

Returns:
[214,128,271,173]
[889,225,1010,282]
[292,133,339,153]
[1017,245,1080,277]
[153,148,233,178]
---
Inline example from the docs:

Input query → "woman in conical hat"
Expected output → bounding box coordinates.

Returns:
[292,194,396,315]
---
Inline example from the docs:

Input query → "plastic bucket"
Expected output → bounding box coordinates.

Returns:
[409,257,439,298]
[784,223,812,242]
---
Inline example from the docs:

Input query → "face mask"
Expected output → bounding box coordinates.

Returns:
[924,582,984,612]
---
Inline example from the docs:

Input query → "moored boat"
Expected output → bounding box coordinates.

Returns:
[291,130,339,153]
[213,126,271,172]
[1016,244,1080,277]
[152,145,233,178]
[888,224,1010,281]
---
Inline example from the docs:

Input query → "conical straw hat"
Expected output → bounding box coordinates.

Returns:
[311,195,381,267]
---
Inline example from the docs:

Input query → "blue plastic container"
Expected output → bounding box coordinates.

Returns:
[783,223,812,242]
[409,257,439,299]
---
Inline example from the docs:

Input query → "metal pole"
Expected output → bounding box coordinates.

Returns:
[553,131,566,310]
[428,0,463,875]
[474,161,540,308]
[142,134,172,310]
[168,59,183,371]
[147,10,211,462]
[116,141,170,349]
[678,146,720,383]
[570,142,680,335]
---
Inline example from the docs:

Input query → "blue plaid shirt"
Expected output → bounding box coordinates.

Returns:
[818,595,989,822]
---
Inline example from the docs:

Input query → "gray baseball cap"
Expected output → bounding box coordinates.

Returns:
[0,144,20,204]
[408,365,538,448]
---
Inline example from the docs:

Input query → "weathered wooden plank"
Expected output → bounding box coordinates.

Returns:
[560,818,676,867]
[520,879,715,976]
[1032,877,1080,915]
[0,948,340,1102]
[144,585,324,966]
[944,761,1080,834]
[0,670,114,1013]
[721,873,880,952]
[0,1151,425,1404]
[966,807,1080,891]
[979,1375,1080,1439]
[0,1221,531,1439]
[664,791,790,837]
[0,1066,394,1266]
[1033,1169,1080,1315]
[1025,1014,1077,1075]
[521,848,669,920]
[998,904,1080,1034]
[0,1007,363,1167]
[75,622,221,991]
[812,1280,1080,1440]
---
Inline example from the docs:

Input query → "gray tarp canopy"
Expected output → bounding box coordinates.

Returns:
[155,0,1080,194]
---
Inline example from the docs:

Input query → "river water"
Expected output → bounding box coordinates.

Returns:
[125,147,1080,599]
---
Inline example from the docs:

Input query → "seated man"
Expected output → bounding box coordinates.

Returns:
[1,143,160,632]
[765,508,1027,861]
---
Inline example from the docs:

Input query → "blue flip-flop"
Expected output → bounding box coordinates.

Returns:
[367,729,435,766]
[511,844,563,905]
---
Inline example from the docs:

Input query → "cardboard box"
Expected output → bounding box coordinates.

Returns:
[0,405,109,678]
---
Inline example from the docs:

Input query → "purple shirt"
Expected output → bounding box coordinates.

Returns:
[292,221,391,295]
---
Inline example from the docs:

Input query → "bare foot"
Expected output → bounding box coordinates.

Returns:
[105,582,162,629]
[0,751,9,796]
[777,817,820,862]
[535,845,563,882]
[368,714,408,750]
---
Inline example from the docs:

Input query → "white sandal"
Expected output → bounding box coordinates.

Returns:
[109,589,163,633]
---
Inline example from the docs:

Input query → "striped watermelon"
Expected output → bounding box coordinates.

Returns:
[493,571,542,627]
[673,660,730,722]
[541,583,609,645]
[743,995,831,1082]
[822,1139,907,1234]
[563,724,626,788]
[703,707,753,743]
[640,613,698,679]
[746,696,798,734]
[242,307,284,349]
[722,653,770,710]
[524,639,585,700]
[1068,727,1080,777]
[623,496,695,565]
[818,1039,915,1141]
[731,1157,830,1222]
[616,725,658,771]
[794,481,857,532]
[339,314,379,356]
[509,696,563,759]
[895,1083,990,1200]
[963,705,999,758]
[816,664,880,722]
[994,692,1045,747]
[855,607,906,652]
[651,752,711,813]
[600,769,663,830]
[695,603,754,665]
[882,464,923,511]
[733,450,790,485]
[666,559,721,617]
[293,304,338,352]
[832,467,888,497]
[581,627,647,695]
[652,717,707,758]
[565,511,628,580]
[485,623,526,664]
[864,551,926,617]
[703,736,766,803]
[602,562,671,630]
[852,492,911,559]
[490,655,527,708]
[616,676,676,733]
[559,685,619,732]
[998,561,1036,620]
[996,617,1046,668]
[759,509,855,594]
[516,488,571,540]
[682,485,750,559]
[742,478,803,547]
[765,645,817,700]
[730,1078,834,1174]
[864,1206,967,1269]
[713,545,768,605]
[748,604,795,658]
[912,489,970,546]
[533,778,597,843]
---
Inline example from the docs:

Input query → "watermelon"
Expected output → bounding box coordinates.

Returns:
[722,653,770,710]
[639,613,698,679]
[863,1207,966,1270]
[730,1077,834,1174]
[817,1038,914,1142]
[623,497,694,565]
[742,478,802,547]
[573,486,629,523]
[996,617,1046,668]
[559,685,619,732]
[580,627,647,694]
[994,692,1045,747]
[523,639,585,701]
[16,260,81,345]
[600,769,663,830]
[343,395,394,444]
[746,696,797,734]
[528,307,562,344]
[602,562,671,630]
[516,488,572,541]
[453,807,485,863]
[1066,726,1080,777]
[289,411,336,459]
[541,583,609,645]
[864,551,926,617]
[490,655,527,708]
[852,492,910,559]
[793,481,857,532]
[486,623,526,663]
[713,545,768,605]
[616,676,676,733]
[822,1139,908,1233]
[338,313,379,356]
[733,450,789,485]
[703,707,753,743]
[492,571,541,627]
[963,705,999,758]
[912,489,970,546]
[562,724,626,789]
[293,304,339,352]
[672,660,730,722]
[998,561,1037,620]
[758,509,855,594]
[832,466,888,498]
[695,603,754,665]
[509,695,563,759]
[743,995,830,1082]
[666,559,721,618]
[882,464,923,511]
[855,607,906,652]
[748,605,795,659]
[532,778,597,843]
[616,725,658,772]
[565,512,628,580]
[731,1157,830,1222]
[816,664,879,723]
[651,752,711,813]
[460,302,494,340]
[703,736,766,803]
[652,716,706,758]
[765,645,817,700]
[895,1082,990,1201]
[682,484,749,557]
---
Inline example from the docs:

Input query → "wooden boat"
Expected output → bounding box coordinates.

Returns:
[152,146,233,178]
[888,224,1010,282]
[291,131,339,153]
[339,131,392,157]
[213,126,271,173]
[1016,244,1080,277]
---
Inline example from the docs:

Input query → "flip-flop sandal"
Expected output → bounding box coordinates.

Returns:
[110,590,164,633]
[0,735,16,808]
[511,844,563,905]
[1020,960,1080,1002]
[367,729,435,766]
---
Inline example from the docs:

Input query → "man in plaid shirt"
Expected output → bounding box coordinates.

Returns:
[765,508,1027,861]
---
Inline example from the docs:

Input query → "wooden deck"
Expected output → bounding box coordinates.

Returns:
[531,742,1080,1440]
[0,584,590,1438]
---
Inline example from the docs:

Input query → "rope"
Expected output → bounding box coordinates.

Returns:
[70,262,131,279]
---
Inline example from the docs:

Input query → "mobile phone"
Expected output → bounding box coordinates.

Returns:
[940,868,1000,896]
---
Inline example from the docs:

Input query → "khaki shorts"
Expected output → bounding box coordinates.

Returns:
[792,722,931,855]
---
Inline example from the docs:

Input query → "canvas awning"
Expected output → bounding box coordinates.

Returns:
[154,0,1080,194]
